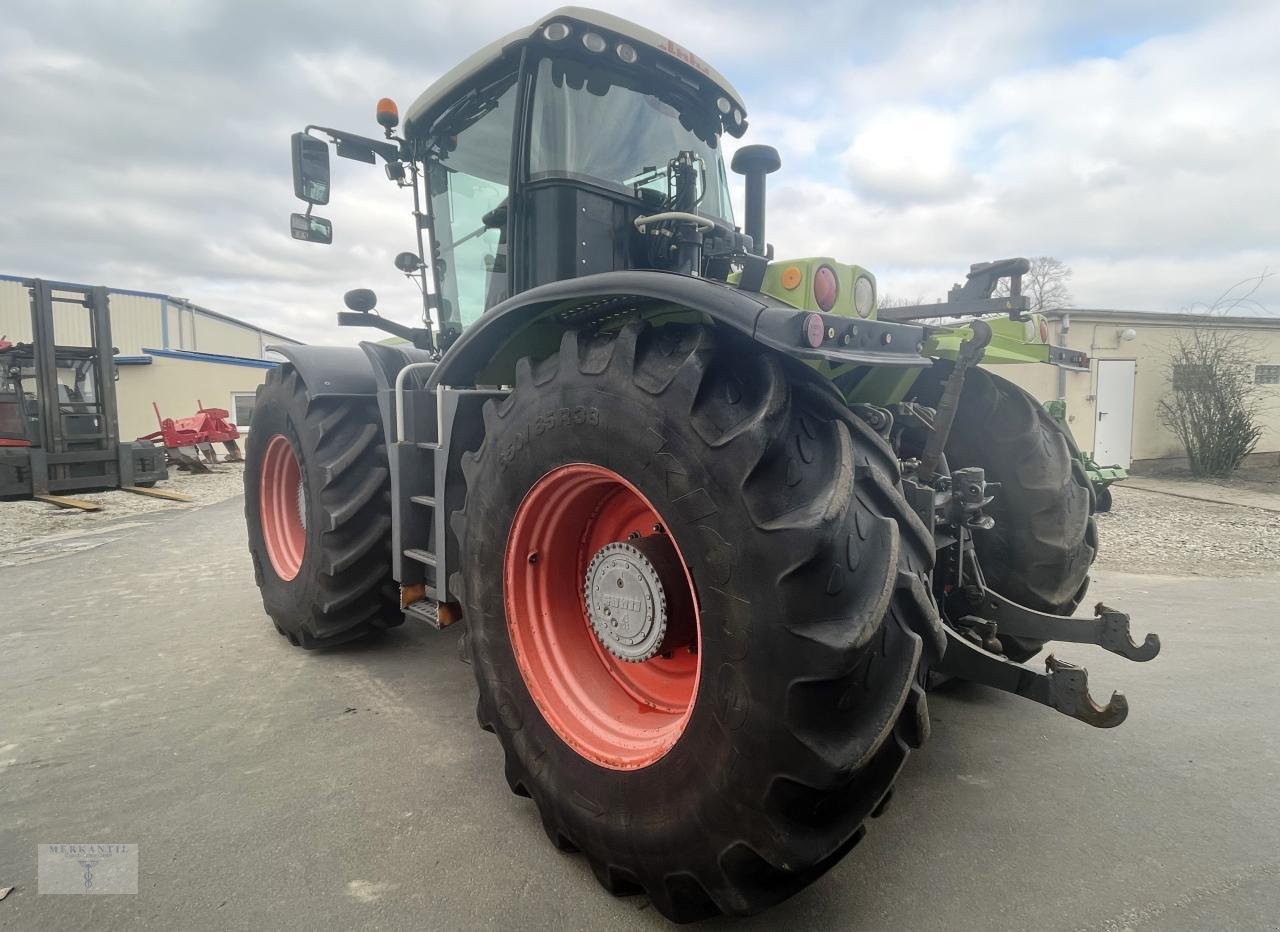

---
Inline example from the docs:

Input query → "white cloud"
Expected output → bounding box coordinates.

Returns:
[755,1,1280,311]
[0,0,1276,351]
[842,107,971,203]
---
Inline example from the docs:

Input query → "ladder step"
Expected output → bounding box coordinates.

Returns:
[403,599,442,628]
[405,548,437,567]
[417,442,439,451]
[410,495,436,508]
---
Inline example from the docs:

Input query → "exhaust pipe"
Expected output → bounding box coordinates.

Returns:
[731,145,781,256]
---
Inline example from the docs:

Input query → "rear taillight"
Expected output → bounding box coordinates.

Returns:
[814,265,839,312]
[803,313,824,348]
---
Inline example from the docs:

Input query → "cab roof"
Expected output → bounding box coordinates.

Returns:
[403,7,748,138]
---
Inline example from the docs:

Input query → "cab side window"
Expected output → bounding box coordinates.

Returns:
[428,73,519,329]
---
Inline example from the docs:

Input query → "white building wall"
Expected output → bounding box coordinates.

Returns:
[997,313,1280,464]
[117,355,277,441]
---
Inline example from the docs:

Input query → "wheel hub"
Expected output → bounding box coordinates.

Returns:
[585,535,692,662]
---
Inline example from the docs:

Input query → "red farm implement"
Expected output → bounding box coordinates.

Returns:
[140,400,243,473]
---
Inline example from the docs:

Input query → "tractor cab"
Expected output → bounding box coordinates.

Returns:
[291,7,760,350]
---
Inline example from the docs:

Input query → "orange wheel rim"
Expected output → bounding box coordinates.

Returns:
[260,433,306,581]
[504,464,702,770]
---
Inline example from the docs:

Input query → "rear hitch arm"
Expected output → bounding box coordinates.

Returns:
[934,628,1129,728]
[918,320,991,483]
[954,589,1161,662]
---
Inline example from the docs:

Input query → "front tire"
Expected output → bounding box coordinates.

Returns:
[244,366,401,648]
[453,324,942,920]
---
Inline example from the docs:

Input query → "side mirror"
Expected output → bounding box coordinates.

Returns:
[291,132,331,205]
[290,213,332,244]
[344,289,377,313]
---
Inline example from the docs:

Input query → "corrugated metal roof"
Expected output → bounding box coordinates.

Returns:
[0,273,302,345]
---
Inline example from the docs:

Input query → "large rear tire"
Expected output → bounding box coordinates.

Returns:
[244,366,401,648]
[913,364,1097,661]
[453,323,942,920]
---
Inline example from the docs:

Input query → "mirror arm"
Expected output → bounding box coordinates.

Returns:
[336,311,432,349]
[306,125,402,164]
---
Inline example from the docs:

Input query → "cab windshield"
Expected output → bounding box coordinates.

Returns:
[529,57,734,222]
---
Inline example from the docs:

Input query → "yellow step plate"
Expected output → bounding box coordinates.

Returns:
[33,493,101,512]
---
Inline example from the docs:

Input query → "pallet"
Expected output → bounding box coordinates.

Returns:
[120,485,194,503]
[33,493,101,512]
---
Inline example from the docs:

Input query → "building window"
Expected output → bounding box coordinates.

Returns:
[1256,365,1280,385]
[230,391,257,429]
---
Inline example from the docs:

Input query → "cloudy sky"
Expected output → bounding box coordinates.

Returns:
[2,1,1276,345]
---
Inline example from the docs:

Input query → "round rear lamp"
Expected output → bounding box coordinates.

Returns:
[582,32,607,53]
[814,265,839,312]
[803,313,825,348]
[543,22,570,41]
[616,42,637,63]
[716,97,731,114]
[853,275,874,317]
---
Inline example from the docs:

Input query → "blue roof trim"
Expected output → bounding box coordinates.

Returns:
[115,355,153,365]
[0,273,169,300]
[140,347,279,369]
[108,286,169,299]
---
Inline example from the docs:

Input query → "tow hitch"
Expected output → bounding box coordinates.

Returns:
[927,483,1161,727]
[934,632,1133,728]
[936,592,1160,728]
[896,337,1162,728]
[926,471,1160,728]
[952,589,1160,663]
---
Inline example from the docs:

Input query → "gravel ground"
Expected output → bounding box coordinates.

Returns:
[0,461,245,550]
[1095,483,1280,577]
[5,463,1277,578]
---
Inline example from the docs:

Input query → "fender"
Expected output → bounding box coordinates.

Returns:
[427,270,930,389]
[267,341,436,444]
[266,344,380,398]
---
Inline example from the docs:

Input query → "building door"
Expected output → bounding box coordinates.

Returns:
[1094,359,1136,468]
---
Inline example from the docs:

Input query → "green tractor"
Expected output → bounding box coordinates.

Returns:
[245,7,1159,920]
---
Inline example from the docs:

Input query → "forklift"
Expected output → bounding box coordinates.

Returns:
[0,278,168,501]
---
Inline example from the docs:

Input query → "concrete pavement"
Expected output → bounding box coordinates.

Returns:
[2,497,1278,930]
[1125,476,1280,514]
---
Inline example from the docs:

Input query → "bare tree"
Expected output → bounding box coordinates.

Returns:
[1156,272,1272,478]
[995,256,1073,311]
[875,293,928,309]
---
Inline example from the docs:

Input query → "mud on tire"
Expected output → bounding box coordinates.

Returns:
[452,323,944,920]
[913,363,1098,661]
[244,365,401,648]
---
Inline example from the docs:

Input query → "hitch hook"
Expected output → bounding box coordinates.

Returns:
[935,628,1130,728]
